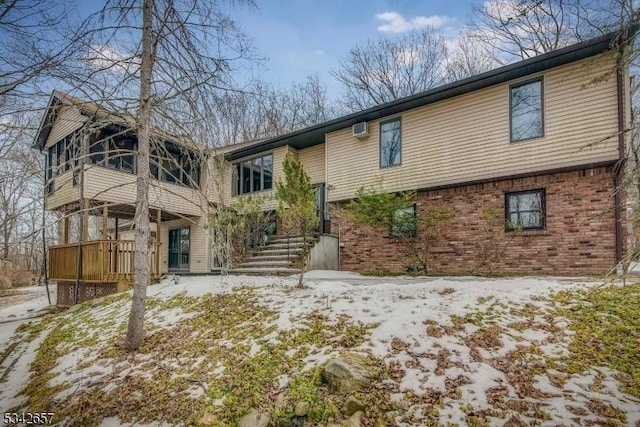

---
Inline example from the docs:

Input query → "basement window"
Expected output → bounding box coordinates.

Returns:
[505,189,545,230]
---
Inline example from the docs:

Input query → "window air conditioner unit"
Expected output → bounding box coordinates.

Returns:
[352,122,369,138]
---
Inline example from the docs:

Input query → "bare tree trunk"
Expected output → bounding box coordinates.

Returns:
[124,0,153,352]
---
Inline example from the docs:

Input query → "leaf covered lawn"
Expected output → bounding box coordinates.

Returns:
[1,273,639,426]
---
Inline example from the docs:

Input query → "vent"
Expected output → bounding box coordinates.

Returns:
[352,122,369,138]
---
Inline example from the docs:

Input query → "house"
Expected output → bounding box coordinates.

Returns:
[220,31,632,276]
[34,31,632,305]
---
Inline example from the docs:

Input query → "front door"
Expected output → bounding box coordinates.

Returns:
[313,183,325,233]
[168,226,190,271]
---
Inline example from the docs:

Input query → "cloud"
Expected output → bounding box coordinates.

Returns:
[314,49,326,56]
[83,45,139,73]
[376,11,452,33]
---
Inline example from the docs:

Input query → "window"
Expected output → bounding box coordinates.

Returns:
[162,152,180,183]
[391,204,417,238]
[380,118,401,168]
[233,154,273,196]
[107,137,136,173]
[89,139,105,165]
[55,140,64,175]
[505,189,545,230]
[46,151,54,193]
[510,78,543,142]
[150,149,160,179]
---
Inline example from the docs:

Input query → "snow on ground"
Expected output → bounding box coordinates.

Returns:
[0,286,55,356]
[1,272,638,426]
[0,285,55,319]
[139,272,640,424]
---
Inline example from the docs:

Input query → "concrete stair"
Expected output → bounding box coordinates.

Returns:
[230,235,314,275]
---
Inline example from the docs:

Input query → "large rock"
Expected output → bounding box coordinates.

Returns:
[294,400,310,416]
[196,410,216,426]
[237,408,270,427]
[344,395,365,416]
[321,352,381,394]
[347,411,363,427]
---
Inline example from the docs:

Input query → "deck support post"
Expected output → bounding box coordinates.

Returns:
[102,205,108,240]
[63,215,69,244]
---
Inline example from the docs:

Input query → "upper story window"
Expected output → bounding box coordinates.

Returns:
[87,131,200,188]
[505,189,545,230]
[89,131,137,175]
[152,148,200,188]
[46,129,80,182]
[380,118,401,168]
[233,153,273,196]
[510,78,543,142]
[107,137,136,173]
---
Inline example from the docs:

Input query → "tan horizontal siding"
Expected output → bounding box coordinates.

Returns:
[45,106,87,148]
[158,216,210,274]
[83,165,204,217]
[46,170,78,211]
[297,144,326,184]
[326,54,620,202]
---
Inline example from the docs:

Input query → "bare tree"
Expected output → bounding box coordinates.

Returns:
[210,74,337,146]
[468,0,631,63]
[331,27,447,111]
[40,0,257,351]
[0,0,75,98]
[445,29,502,81]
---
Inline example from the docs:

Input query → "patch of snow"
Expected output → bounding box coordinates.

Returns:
[0,325,51,410]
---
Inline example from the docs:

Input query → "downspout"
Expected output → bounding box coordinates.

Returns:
[614,67,626,265]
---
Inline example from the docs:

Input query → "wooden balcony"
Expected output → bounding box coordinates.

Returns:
[49,240,162,306]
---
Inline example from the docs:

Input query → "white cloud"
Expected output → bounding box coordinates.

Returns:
[376,11,452,33]
[83,45,139,73]
[314,49,326,56]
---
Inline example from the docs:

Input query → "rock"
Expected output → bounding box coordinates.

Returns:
[321,352,381,393]
[276,417,304,427]
[344,395,365,416]
[294,400,310,416]
[237,408,270,427]
[347,411,362,427]
[196,409,216,426]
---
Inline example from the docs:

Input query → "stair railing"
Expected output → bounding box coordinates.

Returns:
[287,233,290,262]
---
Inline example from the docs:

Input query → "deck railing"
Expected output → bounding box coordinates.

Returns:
[48,240,162,284]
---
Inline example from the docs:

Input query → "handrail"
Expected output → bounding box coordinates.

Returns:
[48,240,162,283]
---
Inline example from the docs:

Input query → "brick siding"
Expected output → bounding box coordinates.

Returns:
[330,166,623,276]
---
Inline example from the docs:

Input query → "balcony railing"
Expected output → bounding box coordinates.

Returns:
[48,240,162,285]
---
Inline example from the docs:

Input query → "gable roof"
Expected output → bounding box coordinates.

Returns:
[33,90,135,150]
[225,31,619,161]
[33,91,202,152]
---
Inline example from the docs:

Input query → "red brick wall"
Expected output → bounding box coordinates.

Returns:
[330,166,622,276]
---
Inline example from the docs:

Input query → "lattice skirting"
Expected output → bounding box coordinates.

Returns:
[57,282,118,307]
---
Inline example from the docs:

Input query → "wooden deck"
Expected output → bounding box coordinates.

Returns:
[49,240,162,306]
